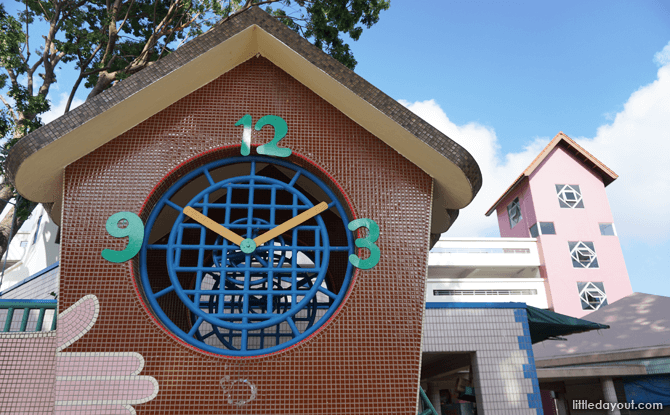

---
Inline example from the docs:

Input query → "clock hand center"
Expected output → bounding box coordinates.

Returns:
[240,238,257,254]
[182,206,245,246]
[253,202,328,247]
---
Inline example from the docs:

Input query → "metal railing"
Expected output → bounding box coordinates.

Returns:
[418,387,439,415]
[0,299,57,332]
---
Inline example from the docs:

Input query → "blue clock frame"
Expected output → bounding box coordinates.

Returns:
[139,156,356,356]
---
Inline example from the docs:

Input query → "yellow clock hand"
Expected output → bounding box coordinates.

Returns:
[182,206,245,246]
[253,202,329,247]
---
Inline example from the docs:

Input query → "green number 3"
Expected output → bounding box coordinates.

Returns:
[102,212,145,263]
[347,218,380,269]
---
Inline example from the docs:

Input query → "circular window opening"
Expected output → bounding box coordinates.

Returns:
[139,156,355,356]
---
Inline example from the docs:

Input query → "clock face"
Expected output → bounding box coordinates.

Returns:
[138,155,357,356]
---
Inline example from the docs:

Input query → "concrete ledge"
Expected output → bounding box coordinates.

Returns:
[425,302,527,309]
[535,346,670,367]
[537,365,647,381]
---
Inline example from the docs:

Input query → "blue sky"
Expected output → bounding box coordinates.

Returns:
[4,0,670,298]
[346,0,670,297]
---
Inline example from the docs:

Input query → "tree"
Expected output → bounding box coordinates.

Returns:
[0,0,390,261]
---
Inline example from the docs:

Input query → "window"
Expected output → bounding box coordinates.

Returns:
[434,289,537,296]
[540,222,556,235]
[600,223,616,236]
[529,222,555,237]
[556,184,584,208]
[578,282,608,310]
[569,241,599,268]
[507,197,522,228]
[32,215,43,245]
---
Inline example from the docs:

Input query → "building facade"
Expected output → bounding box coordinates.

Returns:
[486,134,632,317]
[2,9,641,415]
[0,204,60,291]
[2,131,637,414]
[2,7,542,415]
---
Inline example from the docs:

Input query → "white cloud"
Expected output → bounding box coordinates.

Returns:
[653,41,670,67]
[401,49,670,244]
[573,63,670,243]
[399,99,548,238]
[41,93,84,124]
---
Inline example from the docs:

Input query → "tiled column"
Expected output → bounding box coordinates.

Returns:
[423,304,544,415]
[427,382,442,415]
[555,392,568,415]
[471,353,484,410]
[601,377,621,415]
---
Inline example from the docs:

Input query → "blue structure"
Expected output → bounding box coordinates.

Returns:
[140,156,355,356]
[423,302,544,415]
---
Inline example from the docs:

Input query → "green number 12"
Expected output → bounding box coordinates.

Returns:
[235,114,292,158]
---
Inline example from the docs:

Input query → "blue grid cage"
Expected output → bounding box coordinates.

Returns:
[140,156,355,356]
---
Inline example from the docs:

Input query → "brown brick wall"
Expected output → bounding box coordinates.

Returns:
[60,57,433,414]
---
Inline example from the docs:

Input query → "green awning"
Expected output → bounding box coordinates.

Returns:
[527,305,609,343]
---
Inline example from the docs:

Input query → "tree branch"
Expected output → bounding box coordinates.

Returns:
[4,67,19,88]
[241,0,281,8]
[24,0,30,64]
[117,0,136,32]
[98,0,124,70]
[29,55,45,75]
[126,0,183,72]
[36,0,51,21]
[0,95,17,122]
[64,75,84,113]
[36,3,62,97]
[38,50,65,98]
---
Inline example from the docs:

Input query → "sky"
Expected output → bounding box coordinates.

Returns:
[346,0,670,297]
[4,0,670,297]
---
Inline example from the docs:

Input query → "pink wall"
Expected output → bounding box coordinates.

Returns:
[0,295,158,413]
[527,146,632,317]
[496,178,537,238]
[0,333,56,412]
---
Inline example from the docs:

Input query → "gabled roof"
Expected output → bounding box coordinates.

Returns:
[485,132,617,216]
[5,7,481,231]
[533,293,670,364]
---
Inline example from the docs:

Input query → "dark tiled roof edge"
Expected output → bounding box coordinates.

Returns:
[5,7,482,198]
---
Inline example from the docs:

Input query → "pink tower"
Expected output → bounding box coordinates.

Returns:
[486,132,633,317]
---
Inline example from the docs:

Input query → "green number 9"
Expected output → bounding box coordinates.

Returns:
[102,212,145,263]
[348,218,380,269]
